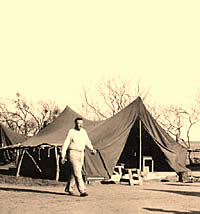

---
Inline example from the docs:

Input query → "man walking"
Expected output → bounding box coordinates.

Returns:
[61,117,96,197]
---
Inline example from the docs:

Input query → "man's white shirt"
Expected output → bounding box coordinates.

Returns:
[61,128,94,158]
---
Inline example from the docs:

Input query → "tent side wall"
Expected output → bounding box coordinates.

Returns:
[139,101,188,173]
[85,99,140,178]
[0,125,27,164]
[18,147,60,180]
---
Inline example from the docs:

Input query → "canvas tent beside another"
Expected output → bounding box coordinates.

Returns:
[0,124,28,164]
[15,97,189,181]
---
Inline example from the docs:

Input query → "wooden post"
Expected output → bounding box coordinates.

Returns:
[139,119,142,171]
[137,169,143,186]
[16,149,26,177]
[128,169,134,186]
[55,146,60,182]
[127,168,143,186]
[15,149,20,166]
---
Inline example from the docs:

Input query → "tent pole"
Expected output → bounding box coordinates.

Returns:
[139,119,142,171]
[16,149,26,177]
[55,146,60,182]
[15,149,20,166]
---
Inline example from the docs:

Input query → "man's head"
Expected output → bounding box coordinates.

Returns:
[74,117,83,130]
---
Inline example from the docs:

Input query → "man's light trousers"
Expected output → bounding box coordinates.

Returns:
[68,150,86,193]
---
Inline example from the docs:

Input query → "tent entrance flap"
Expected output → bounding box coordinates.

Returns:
[117,119,173,172]
[117,120,140,169]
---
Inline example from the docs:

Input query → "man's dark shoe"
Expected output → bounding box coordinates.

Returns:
[80,192,88,197]
[64,187,75,196]
[64,186,69,192]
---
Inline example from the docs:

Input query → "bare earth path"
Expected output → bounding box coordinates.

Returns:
[0,181,200,214]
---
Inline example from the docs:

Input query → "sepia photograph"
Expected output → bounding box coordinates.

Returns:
[0,1,200,213]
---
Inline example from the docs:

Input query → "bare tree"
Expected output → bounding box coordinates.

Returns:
[37,99,61,130]
[154,104,189,147]
[184,107,200,149]
[0,93,61,136]
[185,89,200,146]
[80,75,150,120]
[81,75,200,150]
[154,101,200,150]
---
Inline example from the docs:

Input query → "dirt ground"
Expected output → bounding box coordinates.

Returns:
[0,179,200,214]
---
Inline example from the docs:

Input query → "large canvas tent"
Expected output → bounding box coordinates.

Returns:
[16,97,188,180]
[0,124,28,164]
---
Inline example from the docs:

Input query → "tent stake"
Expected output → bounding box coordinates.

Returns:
[139,119,142,171]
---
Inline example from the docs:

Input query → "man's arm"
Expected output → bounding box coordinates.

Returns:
[85,130,96,155]
[61,130,71,164]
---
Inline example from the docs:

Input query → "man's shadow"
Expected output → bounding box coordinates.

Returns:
[0,187,79,197]
[143,207,200,213]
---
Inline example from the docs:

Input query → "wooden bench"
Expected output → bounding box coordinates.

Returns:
[120,168,143,186]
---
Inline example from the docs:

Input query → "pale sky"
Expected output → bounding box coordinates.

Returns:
[0,1,200,140]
